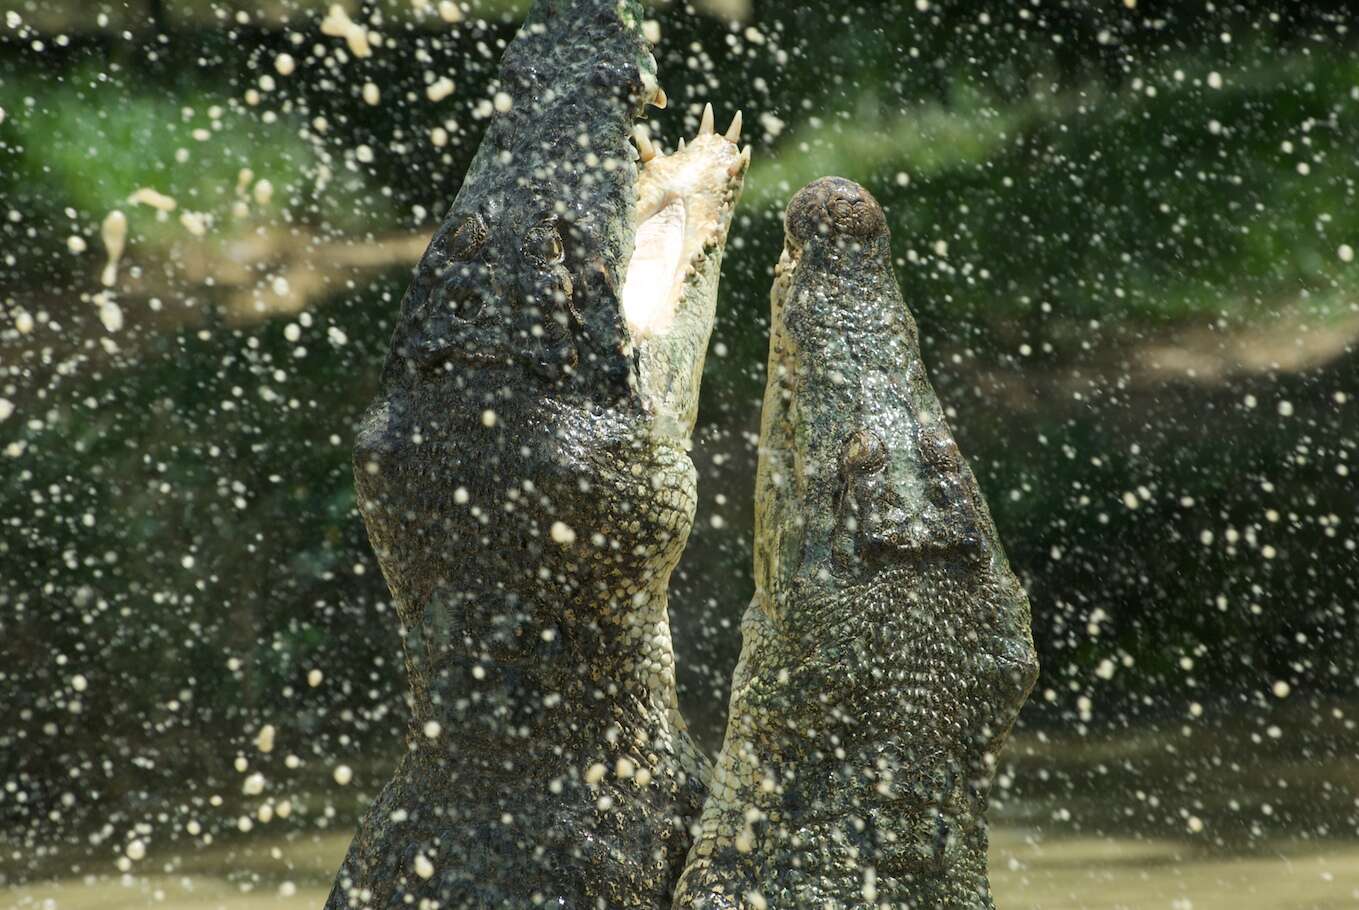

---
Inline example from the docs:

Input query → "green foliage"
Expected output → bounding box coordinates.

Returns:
[0,64,389,273]
[741,45,1359,338]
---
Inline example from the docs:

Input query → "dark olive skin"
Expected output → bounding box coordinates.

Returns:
[326,2,1037,902]
[327,3,711,908]
[675,178,1039,910]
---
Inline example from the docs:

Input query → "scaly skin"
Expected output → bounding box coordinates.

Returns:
[674,178,1039,909]
[327,1,745,907]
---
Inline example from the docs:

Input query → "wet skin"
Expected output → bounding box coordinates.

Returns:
[674,178,1039,910]
[325,1,1034,904]
[328,1,737,907]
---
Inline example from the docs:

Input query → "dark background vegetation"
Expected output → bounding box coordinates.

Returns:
[2,0,1358,876]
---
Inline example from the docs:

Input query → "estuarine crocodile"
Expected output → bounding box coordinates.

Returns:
[328,0,748,907]
[327,1,1036,907]
[673,178,1040,908]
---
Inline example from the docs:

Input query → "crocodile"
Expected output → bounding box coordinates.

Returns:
[327,0,748,907]
[673,178,1040,909]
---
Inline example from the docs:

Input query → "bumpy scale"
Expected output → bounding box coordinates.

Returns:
[674,178,1039,910]
[327,0,747,907]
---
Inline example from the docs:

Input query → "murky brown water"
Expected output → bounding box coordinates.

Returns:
[5,827,1357,909]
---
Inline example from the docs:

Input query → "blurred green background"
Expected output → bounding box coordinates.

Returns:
[2,0,1358,898]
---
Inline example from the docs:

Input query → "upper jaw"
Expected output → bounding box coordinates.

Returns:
[384,0,653,399]
[757,178,993,601]
[383,0,749,440]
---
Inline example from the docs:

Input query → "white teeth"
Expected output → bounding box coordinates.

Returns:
[641,70,667,110]
[634,126,656,162]
[725,110,742,143]
[729,145,752,176]
[737,145,752,171]
[633,105,751,172]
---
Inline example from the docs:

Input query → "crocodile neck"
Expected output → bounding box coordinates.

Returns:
[354,387,691,754]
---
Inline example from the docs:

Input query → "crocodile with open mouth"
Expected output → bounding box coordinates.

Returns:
[326,1,1037,907]
[326,1,748,907]
[673,178,1040,909]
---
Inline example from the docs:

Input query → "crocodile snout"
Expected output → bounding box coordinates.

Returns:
[678,177,1038,909]
[785,175,888,248]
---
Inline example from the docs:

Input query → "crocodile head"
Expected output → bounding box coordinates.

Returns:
[677,178,1038,908]
[340,1,747,907]
[355,0,747,717]
[379,4,747,439]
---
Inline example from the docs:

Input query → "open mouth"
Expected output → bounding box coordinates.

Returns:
[620,97,750,437]
[622,102,749,341]
[392,17,749,428]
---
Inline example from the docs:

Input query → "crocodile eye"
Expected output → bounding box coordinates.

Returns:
[841,428,888,478]
[918,427,961,473]
[449,213,488,260]
[522,220,564,267]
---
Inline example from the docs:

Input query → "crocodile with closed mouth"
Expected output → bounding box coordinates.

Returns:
[673,178,1039,909]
